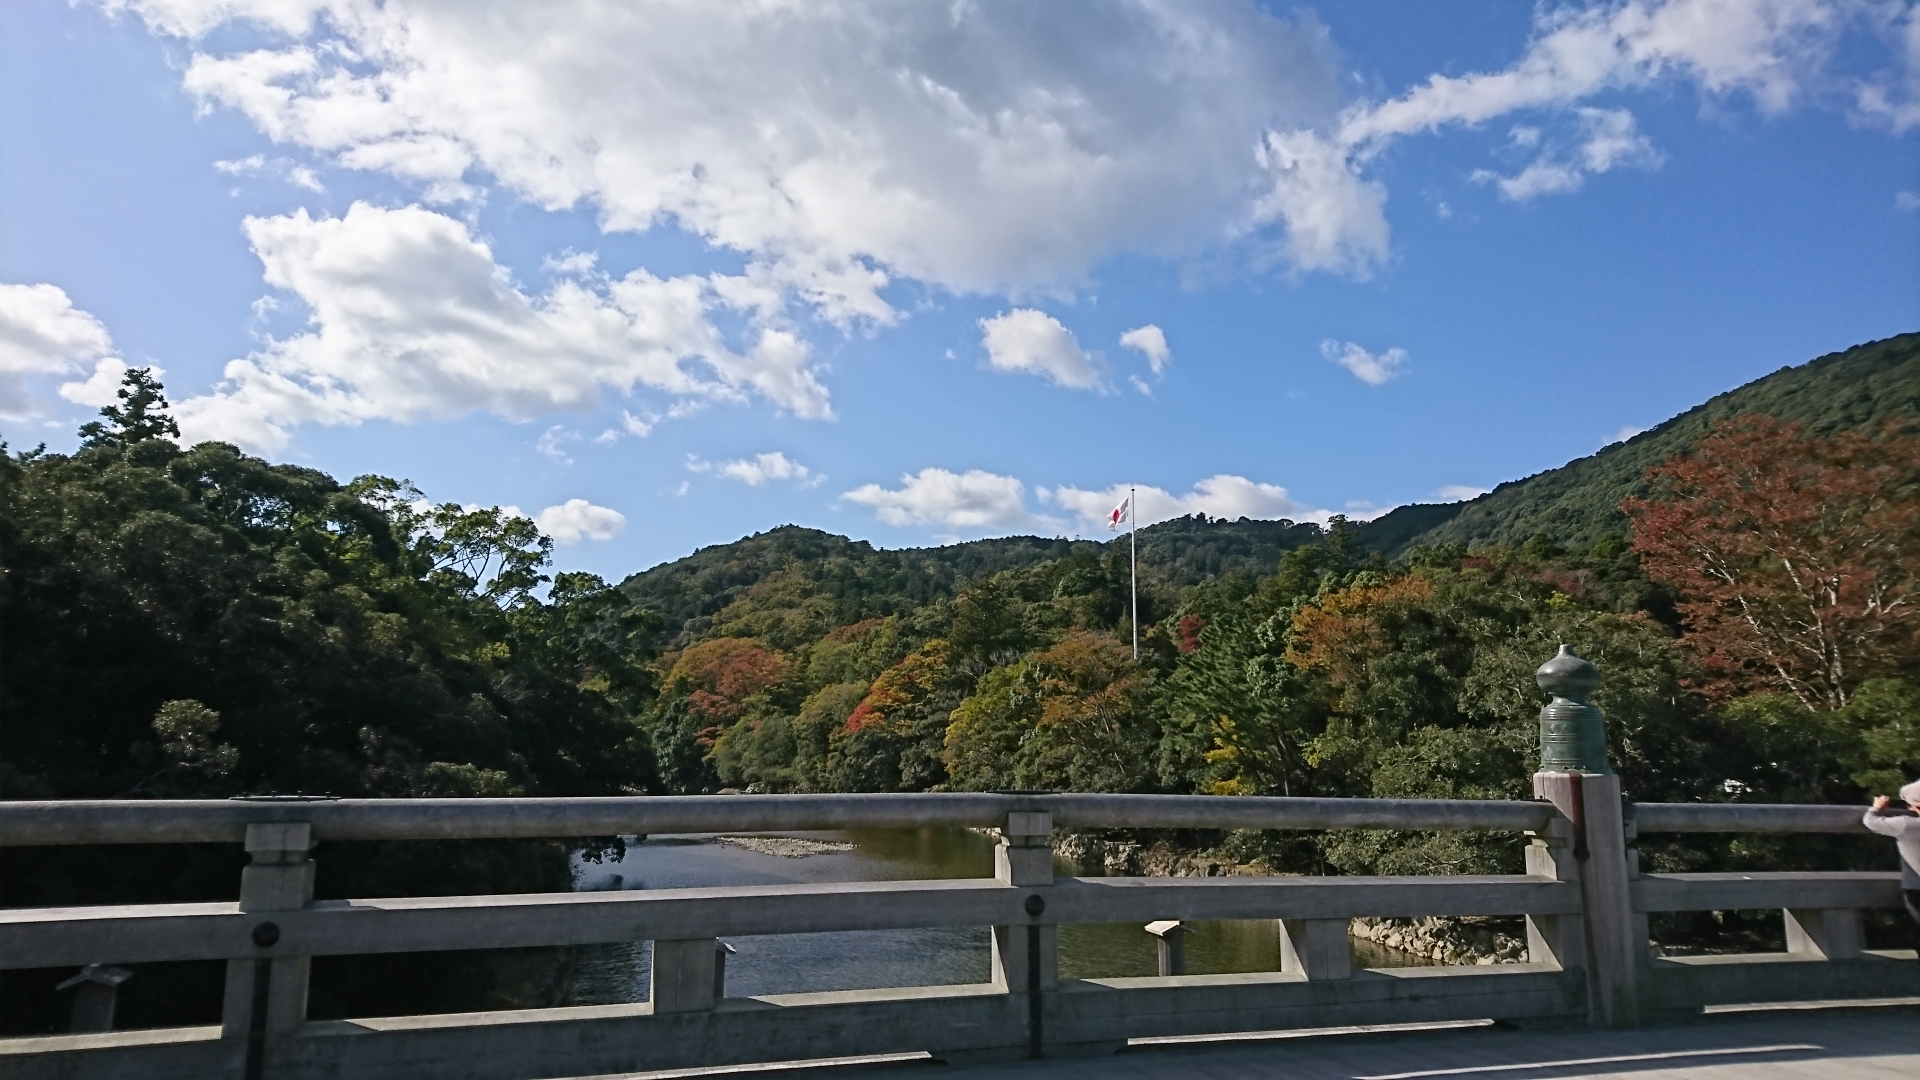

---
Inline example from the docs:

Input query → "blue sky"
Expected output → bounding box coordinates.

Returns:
[2,0,1915,582]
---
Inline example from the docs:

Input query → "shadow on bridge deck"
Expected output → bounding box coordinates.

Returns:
[588,1001,1920,1080]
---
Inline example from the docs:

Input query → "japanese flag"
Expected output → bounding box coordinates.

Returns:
[1108,495,1131,531]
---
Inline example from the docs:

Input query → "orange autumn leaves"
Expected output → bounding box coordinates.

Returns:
[943,630,1154,792]
[663,637,793,724]
[1286,575,1435,688]
[1624,416,1920,710]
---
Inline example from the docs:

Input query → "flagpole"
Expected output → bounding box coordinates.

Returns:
[1129,485,1138,661]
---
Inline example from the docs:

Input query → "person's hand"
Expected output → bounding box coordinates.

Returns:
[1873,795,1893,811]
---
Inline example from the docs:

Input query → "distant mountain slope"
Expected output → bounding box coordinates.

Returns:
[619,517,1327,646]
[1360,332,1920,554]
[618,527,1089,644]
[622,334,1918,642]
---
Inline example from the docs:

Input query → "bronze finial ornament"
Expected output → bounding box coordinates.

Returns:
[1536,644,1613,774]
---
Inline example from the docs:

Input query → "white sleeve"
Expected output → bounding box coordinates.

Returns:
[1863,810,1912,837]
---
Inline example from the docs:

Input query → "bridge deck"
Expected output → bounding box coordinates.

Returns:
[611,1004,1920,1080]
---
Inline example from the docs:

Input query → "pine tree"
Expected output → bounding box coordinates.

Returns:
[78,367,180,448]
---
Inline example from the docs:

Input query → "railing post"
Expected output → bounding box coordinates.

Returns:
[55,964,131,1032]
[1144,920,1189,976]
[1784,908,1863,960]
[1532,645,1640,1028]
[990,810,1055,1058]
[650,938,725,1013]
[221,822,315,1074]
[1524,816,1585,972]
[1279,919,1352,981]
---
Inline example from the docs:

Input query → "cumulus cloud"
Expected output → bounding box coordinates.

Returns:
[1048,475,1326,529]
[1322,340,1407,386]
[58,358,140,408]
[979,310,1103,390]
[843,468,1048,530]
[1472,108,1663,201]
[1119,324,1171,375]
[715,452,818,487]
[134,0,1345,312]
[535,498,626,543]
[113,0,1913,324]
[1603,425,1648,447]
[174,202,831,451]
[1248,129,1391,277]
[0,282,119,418]
[1435,484,1492,502]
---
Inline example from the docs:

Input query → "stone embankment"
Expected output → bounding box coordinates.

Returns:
[1055,834,1526,964]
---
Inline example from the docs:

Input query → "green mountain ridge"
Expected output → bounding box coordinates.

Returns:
[620,332,1920,642]
[1365,331,1920,553]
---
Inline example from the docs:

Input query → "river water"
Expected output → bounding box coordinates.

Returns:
[564,828,1427,1006]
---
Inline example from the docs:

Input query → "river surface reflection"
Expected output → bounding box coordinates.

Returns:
[564,828,1427,1006]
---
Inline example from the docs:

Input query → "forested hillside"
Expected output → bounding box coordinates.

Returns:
[0,372,660,1026]
[1363,332,1920,553]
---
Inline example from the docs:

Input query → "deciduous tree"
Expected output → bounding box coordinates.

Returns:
[1624,416,1920,710]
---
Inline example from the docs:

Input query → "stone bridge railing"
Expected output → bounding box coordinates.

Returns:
[1,790,1913,1080]
[2,648,1915,1079]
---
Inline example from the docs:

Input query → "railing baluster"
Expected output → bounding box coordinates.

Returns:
[220,822,315,1075]
[649,938,724,1013]
[989,809,1054,1058]
[1525,816,1586,972]
[1279,918,1352,981]
[1784,907,1863,961]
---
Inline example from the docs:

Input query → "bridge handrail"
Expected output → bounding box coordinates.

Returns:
[1629,802,1870,834]
[0,792,1565,845]
[0,793,1877,847]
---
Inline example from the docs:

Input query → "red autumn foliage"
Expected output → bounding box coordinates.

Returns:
[1176,614,1208,653]
[1623,415,1920,710]
[844,642,949,733]
[663,638,792,722]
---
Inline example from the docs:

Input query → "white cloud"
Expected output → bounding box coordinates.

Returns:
[115,0,1914,323]
[58,358,145,408]
[174,202,831,451]
[1435,484,1491,502]
[0,282,120,418]
[545,250,598,277]
[1855,0,1920,133]
[1472,108,1663,201]
[1119,324,1170,375]
[1247,128,1392,278]
[596,408,655,443]
[535,426,578,463]
[716,452,818,488]
[1240,0,1878,272]
[215,153,324,191]
[135,0,1346,311]
[1322,339,1407,386]
[1898,190,1920,211]
[1339,0,1847,150]
[1049,475,1326,529]
[843,468,1048,530]
[979,310,1103,390]
[535,498,626,543]
[1604,425,1648,446]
